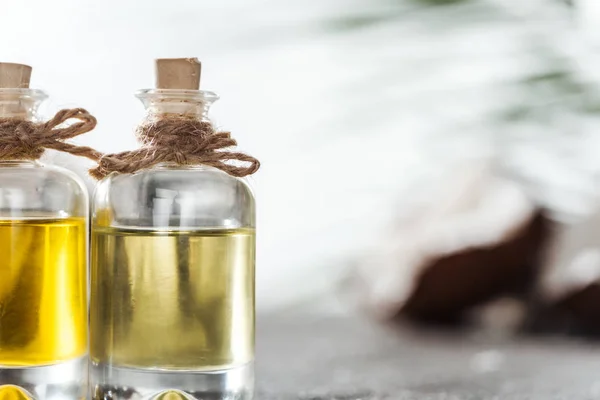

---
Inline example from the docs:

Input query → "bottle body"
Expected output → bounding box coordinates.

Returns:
[0,163,89,400]
[90,166,256,400]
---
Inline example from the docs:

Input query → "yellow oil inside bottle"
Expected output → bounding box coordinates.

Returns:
[0,385,33,400]
[0,217,87,366]
[90,227,255,370]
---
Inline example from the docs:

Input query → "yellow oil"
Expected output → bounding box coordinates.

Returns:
[90,227,255,370]
[0,385,32,400]
[0,218,87,366]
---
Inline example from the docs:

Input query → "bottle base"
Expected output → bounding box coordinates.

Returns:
[90,362,254,400]
[0,357,87,400]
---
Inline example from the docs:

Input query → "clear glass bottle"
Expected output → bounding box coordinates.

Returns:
[0,89,89,399]
[90,89,256,400]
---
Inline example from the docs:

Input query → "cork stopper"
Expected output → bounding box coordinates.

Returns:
[0,63,32,89]
[155,58,201,90]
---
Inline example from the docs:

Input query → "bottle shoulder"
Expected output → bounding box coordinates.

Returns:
[0,162,89,218]
[100,167,252,192]
[93,167,255,229]
[0,162,87,189]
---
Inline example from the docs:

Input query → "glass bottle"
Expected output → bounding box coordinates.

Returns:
[90,89,256,400]
[0,90,89,399]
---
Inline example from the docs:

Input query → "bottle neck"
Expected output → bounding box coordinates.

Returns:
[145,100,211,121]
[0,90,47,164]
[0,89,46,121]
[0,160,40,168]
[136,89,218,122]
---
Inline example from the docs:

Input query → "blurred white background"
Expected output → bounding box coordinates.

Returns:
[1,0,600,312]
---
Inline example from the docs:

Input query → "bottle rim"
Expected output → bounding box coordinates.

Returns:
[135,89,219,103]
[0,88,48,101]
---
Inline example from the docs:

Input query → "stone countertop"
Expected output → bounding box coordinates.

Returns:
[256,313,600,400]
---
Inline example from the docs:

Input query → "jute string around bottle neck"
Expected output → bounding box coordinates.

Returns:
[0,108,101,161]
[89,114,260,180]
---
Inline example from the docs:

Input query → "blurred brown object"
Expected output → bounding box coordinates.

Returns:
[532,210,600,335]
[347,160,554,330]
[554,284,600,334]
[347,157,600,336]
[401,211,550,324]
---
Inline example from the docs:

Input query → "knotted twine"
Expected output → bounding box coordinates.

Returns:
[89,116,260,180]
[0,108,101,162]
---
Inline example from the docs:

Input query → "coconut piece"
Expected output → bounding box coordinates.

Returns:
[346,160,551,326]
[535,209,600,334]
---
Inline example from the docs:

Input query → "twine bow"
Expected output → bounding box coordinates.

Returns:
[89,117,260,180]
[0,108,101,161]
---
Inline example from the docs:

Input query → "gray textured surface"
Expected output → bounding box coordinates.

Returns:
[256,313,600,400]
